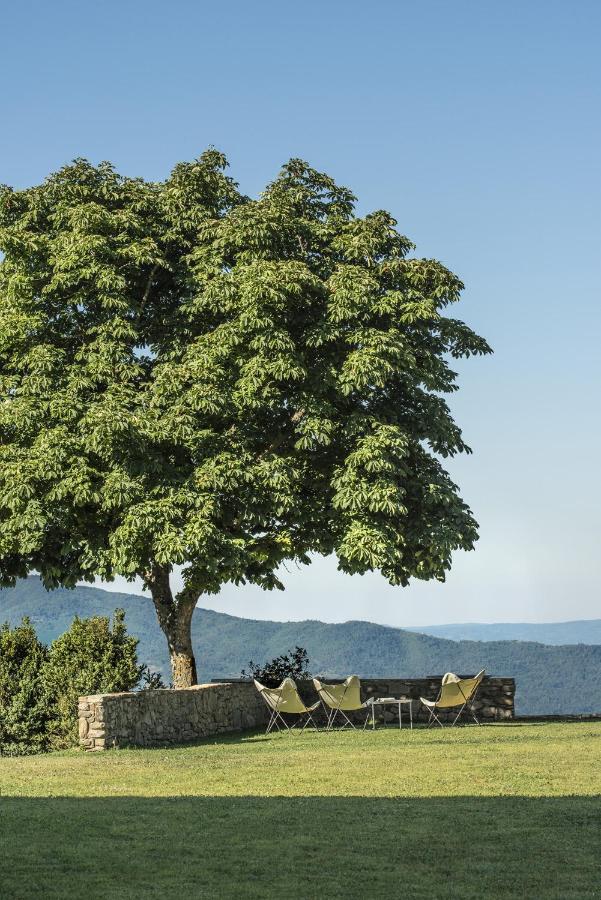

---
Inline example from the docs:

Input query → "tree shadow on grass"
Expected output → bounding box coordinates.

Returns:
[1,796,600,899]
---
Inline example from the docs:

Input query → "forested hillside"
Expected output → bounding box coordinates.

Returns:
[2,577,601,715]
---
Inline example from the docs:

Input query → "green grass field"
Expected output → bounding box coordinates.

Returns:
[1,722,600,899]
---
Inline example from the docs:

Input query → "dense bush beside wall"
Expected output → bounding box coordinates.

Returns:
[0,619,49,754]
[0,610,145,754]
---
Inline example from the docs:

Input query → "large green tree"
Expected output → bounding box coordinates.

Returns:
[0,152,491,687]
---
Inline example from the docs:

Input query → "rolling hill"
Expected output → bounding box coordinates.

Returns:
[2,576,601,715]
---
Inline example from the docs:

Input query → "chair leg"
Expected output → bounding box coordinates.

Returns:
[451,703,467,727]
[338,710,356,730]
[428,708,444,728]
[280,713,292,732]
[265,711,279,734]
[301,713,319,732]
[321,702,332,731]
[266,711,290,734]
[327,708,357,730]
[451,703,481,727]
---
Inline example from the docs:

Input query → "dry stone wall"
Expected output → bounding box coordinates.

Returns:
[79,675,515,750]
[78,681,268,751]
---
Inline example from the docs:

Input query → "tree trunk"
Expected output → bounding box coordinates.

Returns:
[146,565,199,689]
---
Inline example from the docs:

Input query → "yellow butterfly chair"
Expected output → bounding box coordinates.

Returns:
[313,675,371,730]
[254,677,320,734]
[420,670,485,727]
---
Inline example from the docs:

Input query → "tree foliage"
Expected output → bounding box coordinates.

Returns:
[241,645,311,687]
[0,151,491,685]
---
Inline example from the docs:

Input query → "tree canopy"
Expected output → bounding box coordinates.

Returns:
[0,151,491,685]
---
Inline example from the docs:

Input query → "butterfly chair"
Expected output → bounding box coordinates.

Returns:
[313,675,371,730]
[254,677,320,735]
[420,670,485,727]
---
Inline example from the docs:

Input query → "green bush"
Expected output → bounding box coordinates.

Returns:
[241,646,311,688]
[0,618,50,754]
[43,609,143,748]
[139,668,167,690]
[0,609,145,753]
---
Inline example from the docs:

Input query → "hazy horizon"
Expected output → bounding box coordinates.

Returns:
[95,562,599,627]
[25,571,601,627]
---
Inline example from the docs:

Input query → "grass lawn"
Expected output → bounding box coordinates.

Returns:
[1,722,600,899]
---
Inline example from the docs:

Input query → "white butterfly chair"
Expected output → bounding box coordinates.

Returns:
[254,677,320,734]
[313,675,371,730]
[420,670,485,727]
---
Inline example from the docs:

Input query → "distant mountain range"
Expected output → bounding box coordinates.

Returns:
[2,577,601,716]
[413,621,601,645]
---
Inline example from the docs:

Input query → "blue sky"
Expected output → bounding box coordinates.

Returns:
[3,1,600,624]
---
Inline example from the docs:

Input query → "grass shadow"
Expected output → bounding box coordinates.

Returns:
[1,795,599,899]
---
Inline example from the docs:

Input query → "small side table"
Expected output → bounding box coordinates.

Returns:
[367,697,413,730]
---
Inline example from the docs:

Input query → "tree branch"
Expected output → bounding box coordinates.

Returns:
[136,263,160,323]
[225,408,307,461]
[257,407,306,461]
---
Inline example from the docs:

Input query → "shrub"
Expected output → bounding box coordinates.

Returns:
[241,646,311,687]
[43,609,144,748]
[0,618,50,754]
[139,667,167,690]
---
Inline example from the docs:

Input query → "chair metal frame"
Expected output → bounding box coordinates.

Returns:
[324,703,371,731]
[422,671,485,728]
[255,679,320,735]
[314,676,371,731]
